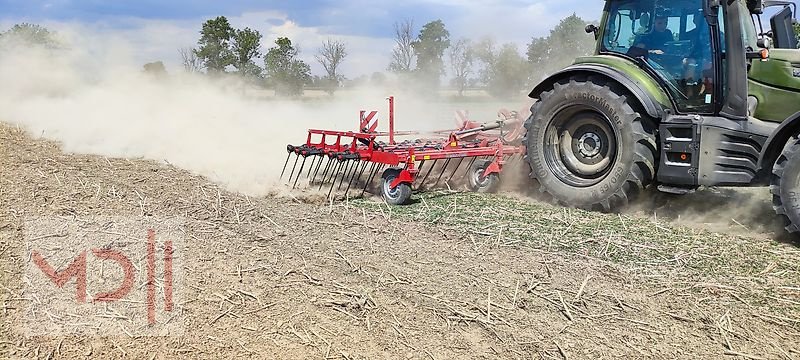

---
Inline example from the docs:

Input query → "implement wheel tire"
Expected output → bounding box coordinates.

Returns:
[467,160,501,193]
[381,168,412,205]
[771,137,800,235]
[522,76,657,212]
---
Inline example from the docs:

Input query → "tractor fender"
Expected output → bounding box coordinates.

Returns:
[528,65,665,120]
[758,111,800,174]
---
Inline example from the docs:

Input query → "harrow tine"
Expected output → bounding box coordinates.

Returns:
[446,158,465,183]
[328,162,350,199]
[416,160,426,177]
[361,163,379,198]
[310,156,327,185]
[292,156,308,189]
[419,160,438,188]
[337,161,354,191]
[433,159,452,188]
[320,160,340,191]
[345,162,368,198]
[304,156,317,179]
[279,152,292,180]
[317,157,334,187]
[464,157,478,178]
[286,154,300,184]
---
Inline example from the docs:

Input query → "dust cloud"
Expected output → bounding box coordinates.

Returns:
[0,29,520,197]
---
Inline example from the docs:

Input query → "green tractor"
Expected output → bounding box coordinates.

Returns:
[522,0,800,233]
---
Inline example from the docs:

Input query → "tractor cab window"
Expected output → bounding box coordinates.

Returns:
[602,0,717,113]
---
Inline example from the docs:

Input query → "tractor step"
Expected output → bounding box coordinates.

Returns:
[657,184,697,195]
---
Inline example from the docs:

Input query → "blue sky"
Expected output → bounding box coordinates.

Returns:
[1,1,796,77]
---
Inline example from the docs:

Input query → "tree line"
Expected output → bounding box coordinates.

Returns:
[1,15,599,98]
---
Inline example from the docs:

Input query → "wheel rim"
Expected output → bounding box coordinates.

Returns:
[383,175,400,199]
[543,108,618,187]
[471,167,490,188]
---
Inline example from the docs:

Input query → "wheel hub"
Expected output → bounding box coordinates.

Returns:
[542,109,618,188]
[578,132,602,158]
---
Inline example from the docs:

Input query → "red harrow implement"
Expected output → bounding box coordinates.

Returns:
[281,97,528,204]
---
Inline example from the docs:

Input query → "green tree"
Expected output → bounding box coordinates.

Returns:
[0,23,57,48]
[526,14,595,79]
[412,19,451,88]
[315,38,347,95]
[231,27,263,78]
[794,22,800,48]
[264,37,311,96]
[195,16,235,73]
[475,39,528,98]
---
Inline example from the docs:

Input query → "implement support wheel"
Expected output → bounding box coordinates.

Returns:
[468,159,501,193]
[381,168,412,205]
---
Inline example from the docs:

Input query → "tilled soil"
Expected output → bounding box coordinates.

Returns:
[1,123,799,359]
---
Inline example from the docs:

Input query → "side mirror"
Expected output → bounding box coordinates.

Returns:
[585,24,599,39]
[771,6,798,48]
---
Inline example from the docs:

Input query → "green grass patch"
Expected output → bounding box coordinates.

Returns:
[351,191,800,284]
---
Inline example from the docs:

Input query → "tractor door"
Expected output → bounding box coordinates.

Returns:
[601,0,722,114]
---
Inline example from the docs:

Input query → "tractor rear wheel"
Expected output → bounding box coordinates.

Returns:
[522,77,658,211]
[771,137,800,234]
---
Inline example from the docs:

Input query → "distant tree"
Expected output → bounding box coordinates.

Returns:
[195,16,235,73]
[412,19,451,89]
[370,72,387,87]
[346,74,369,87]
[448,38,473,97]
[794,22,800,48]
[264,37,311,96]
[388,19,416,73]
[315,38,347,95]
[178,47,203,73]
[143,61,167,77]
[0,23,57,48]
[475,39,528,98]
[231,27,263,78]
[526,14,595,80]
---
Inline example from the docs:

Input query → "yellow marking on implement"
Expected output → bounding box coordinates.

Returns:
[450,142,458,147]
[424,155,431,160]
[411,155,416,162]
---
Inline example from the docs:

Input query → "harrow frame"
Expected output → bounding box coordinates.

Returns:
[283,96,527,204]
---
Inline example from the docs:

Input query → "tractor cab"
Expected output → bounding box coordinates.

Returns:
[600,0,747,115]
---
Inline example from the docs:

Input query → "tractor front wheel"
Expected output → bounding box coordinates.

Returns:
[771,137,800,234]
[522,77,657,211]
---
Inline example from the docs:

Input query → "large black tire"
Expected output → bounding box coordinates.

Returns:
[381,168,412,205]
[467,159,501,193]
[771,137,800,234]
[522,76,658,211]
